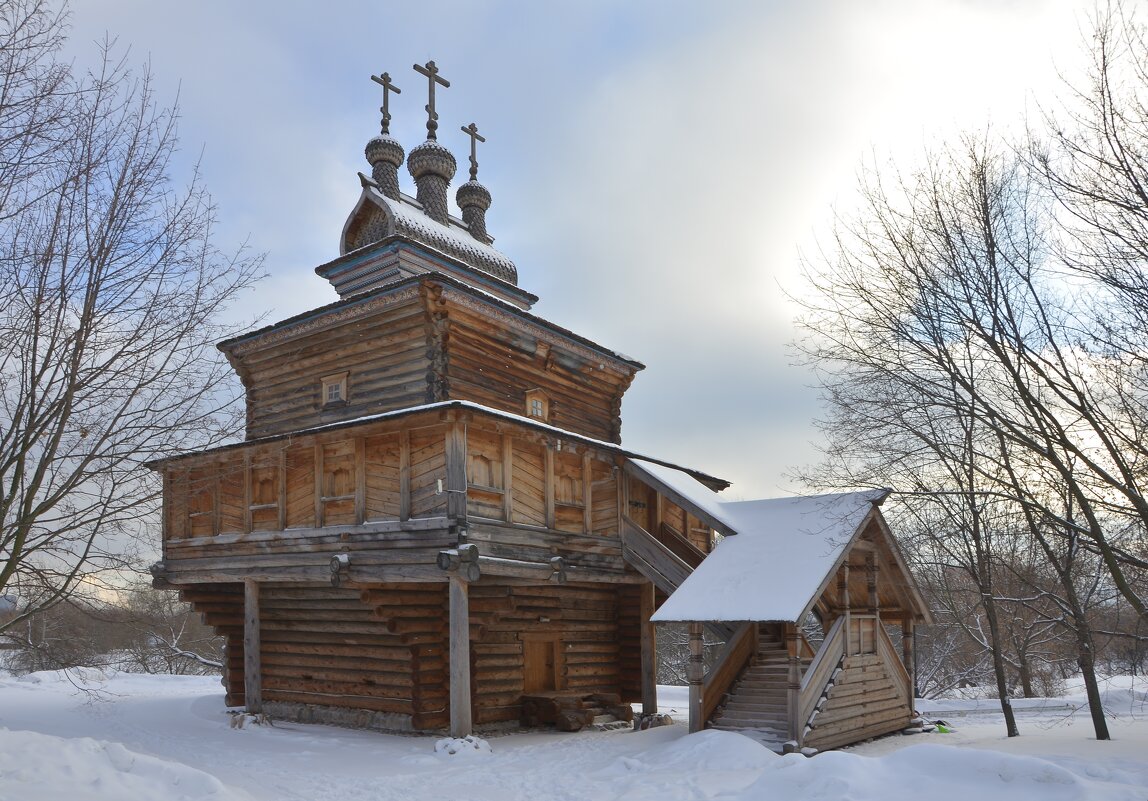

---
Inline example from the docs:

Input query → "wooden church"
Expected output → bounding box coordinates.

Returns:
[149,62,931,753]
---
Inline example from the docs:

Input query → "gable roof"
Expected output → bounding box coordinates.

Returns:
[650,487,889,624]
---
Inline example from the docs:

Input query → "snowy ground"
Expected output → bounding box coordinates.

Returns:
[1,670,1146,801]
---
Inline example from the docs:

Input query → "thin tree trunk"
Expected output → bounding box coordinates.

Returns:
[983,594,1020,737]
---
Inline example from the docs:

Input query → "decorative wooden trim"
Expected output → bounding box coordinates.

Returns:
[688,623,704,733]
[501,434,513,522]
[354,436,366,524]
[445,422,467,526]
[582,451,592,534]
[399,430,411,521]
[314,443,325,528]
[277,449,287,531]
[544,445,555,529]
[243,453,253,533]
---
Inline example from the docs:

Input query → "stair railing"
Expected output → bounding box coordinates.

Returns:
[875,619,913,705]
[798,614,846,728]
[701,620,758,723]
[620,516,692,593]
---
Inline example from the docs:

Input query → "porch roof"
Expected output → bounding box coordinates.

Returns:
[645,471,893,623]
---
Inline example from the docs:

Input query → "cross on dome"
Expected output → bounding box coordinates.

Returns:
[413,60,450,140]
[370,71,401,135]
[460,122,486,181]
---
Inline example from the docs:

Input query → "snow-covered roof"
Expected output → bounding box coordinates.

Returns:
[650,488,888,624]
[627,460,741,532]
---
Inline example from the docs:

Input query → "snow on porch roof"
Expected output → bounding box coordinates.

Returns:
[649,481,889,624]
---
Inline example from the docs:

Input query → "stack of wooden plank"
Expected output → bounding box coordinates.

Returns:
[519,692,634,732]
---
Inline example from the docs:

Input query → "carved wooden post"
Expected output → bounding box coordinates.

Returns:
[867,551,879,619]
[786,623,802,747]
[840,563,851,656]
[449,575,472,737]
[639,581,658,715]
[687,623,704,733]
[902,616,916,699]
[243,579,262,714]
[445,421,467,525]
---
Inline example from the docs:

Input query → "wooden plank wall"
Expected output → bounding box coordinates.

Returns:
[469,582,637,725]
[180,584,245,705]
[181,582,453,730]
[804,652,912,751]
[444,304,628,443]
[240,299,429,439]
[164,421,448,543]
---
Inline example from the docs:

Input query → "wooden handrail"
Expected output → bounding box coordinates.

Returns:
[876,619,913,703]
[701,621,757,723]
[657,522,706,568]
[797,630,817,661]
[798,615,846,726]
[621,516,692,594]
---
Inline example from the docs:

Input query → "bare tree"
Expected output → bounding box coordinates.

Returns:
[797,133,1128,738]
[0,0,262,631]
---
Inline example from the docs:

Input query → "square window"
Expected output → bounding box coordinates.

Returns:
[525,389,549,421]
[321,372,349,407]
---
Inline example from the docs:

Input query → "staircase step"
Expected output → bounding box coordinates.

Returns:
[734,681,788,690]
[718,703,787,715]
[713,716,788,729]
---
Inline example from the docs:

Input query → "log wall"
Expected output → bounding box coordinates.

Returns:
[187,582,451,731]
[162,417,449,542]
[803,652,912,751]
[224,279,638,444]
[443,302,631,443]
[469,582,640,725]
[238,299,429,440]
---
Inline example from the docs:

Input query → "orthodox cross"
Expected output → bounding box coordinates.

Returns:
[460,123,486,180]
[413,60,450,139]
[370,71,401,135]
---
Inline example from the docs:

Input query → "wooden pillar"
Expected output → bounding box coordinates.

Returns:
[639,582,658,715]
[398,430,411,521]
[544,444,555,529]
[687,622,704,733]
[867,551,880,619]
[449,575,472,737]
[785,623,802,747]
[445,422,468,525]
[902,617,916,698]
[243,579,262,714]
[839,563,851,656]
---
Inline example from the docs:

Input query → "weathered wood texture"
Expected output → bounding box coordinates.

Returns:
[181,583,245,706]
[187,582,451,731]
[237,294,429,440]
[440,300,633,443]
[224,279,639,444]
[259,583,448,730]
[243,580,262,713]
[803,652,913,752]
[468,583,638,725]
[161,416,625,564]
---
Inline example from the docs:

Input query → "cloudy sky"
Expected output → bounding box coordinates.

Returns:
[65,0,1088,499]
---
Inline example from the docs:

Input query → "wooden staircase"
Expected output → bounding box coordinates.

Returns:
[708,627,807,752]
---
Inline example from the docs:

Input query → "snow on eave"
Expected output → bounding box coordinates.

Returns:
[624,460,739,535]
[650,488,890,624]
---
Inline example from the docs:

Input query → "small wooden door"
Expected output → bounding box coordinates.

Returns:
[523,639,557,693]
